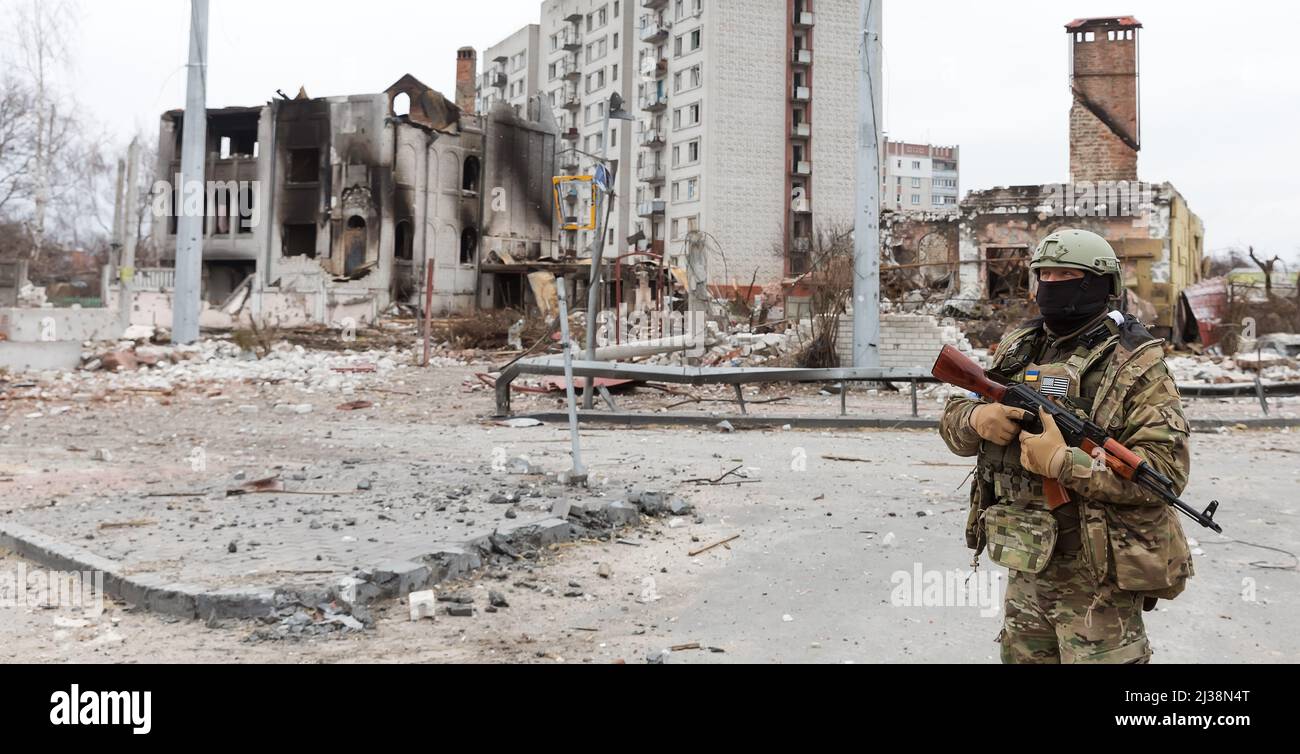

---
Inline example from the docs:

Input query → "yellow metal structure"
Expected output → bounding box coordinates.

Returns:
[552,175,597,231]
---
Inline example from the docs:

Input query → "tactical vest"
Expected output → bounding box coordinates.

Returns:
[963,312,1194,600]
[977,315,1123,551]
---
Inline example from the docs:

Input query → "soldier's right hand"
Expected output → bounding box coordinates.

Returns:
[968,404,1029,446]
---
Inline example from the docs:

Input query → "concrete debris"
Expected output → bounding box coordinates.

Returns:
[1168,354,1300,384]
[408,590,438,621]
[20,338,446,395]
[496,417,544,428]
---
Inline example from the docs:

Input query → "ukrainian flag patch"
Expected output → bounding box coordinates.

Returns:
[1025,370,1040,383]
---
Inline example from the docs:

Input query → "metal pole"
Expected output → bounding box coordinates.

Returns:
[119,139,140,331]
[582,109,615,409]
[557,278,588,485]
[852,0,882,367]
[173,0,209,345]
[422,258,435,367]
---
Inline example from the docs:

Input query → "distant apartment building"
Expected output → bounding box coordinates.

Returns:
[880,139,960,213]
[483,0,857,288]
[478,24,543,115]
[539,0,638,260]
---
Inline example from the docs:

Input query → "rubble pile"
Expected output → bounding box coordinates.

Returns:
[1168,354,1300,385]
[2,339,461,397]
[641,321,810,368]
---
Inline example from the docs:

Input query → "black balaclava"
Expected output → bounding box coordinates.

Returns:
[1036,271,1112,334]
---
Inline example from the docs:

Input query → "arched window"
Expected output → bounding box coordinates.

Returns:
[392,92,411,117]
[344,215,368,277]
[462,156,481,194]
[395,220,413,261]
[460,228,478,265]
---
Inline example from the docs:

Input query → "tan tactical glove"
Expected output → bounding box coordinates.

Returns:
[968,403,1029,446]
[1019,407,1071,478]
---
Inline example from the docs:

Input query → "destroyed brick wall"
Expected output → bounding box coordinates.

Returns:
[1067,17,1141,183]
[882,183,1204,337]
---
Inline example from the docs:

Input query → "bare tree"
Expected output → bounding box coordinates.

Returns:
[1248,245,1283,298]
[0,76,35,215]
[775,222,855,368]
[9,0,79,260]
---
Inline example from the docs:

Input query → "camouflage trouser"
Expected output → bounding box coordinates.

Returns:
[998,551,1152,664]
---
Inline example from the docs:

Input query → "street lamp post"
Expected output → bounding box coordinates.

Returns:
[582,93,635,409]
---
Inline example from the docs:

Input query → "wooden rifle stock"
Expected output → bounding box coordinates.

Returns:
[931,345,1071,507]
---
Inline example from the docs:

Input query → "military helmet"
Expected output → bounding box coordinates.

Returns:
[1029,229,1124,297]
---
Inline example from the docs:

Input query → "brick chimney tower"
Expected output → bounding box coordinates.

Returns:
[1066,16,1141,182]
[456,47,477,114]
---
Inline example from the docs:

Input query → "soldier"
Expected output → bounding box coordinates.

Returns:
[939,229,1194,664]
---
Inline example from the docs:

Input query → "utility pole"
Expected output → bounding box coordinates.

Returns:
[119,139,140,331]
[852,0,883,368]
[173,0,209,345]
[582,93,633,408]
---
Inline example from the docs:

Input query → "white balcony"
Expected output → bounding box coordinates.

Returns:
[795,11,815,27]
[792,48,813,65]
[640,90,668,111]
[639,15,669,43]
[637,162,666,182]
[637,199,666,217]
[792,85,810,101]
[639,128,664,147]
[792,160,812,175]
[792,122,811,139]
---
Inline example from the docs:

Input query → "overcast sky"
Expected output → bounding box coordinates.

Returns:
[3,0,1297,263]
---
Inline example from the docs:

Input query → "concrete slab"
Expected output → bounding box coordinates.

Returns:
[0,340,82,371]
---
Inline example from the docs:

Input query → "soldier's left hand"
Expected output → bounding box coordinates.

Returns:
[1019,407,1070,478]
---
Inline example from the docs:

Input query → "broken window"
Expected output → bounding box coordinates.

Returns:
[288,148,320,184]
[463,156,481,194]
[986,246,1030,300]
[283,224,317,258]
[395,220,413,261]
[460,228,478,265]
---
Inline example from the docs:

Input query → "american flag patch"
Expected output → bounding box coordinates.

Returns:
[1040,376,1070,397]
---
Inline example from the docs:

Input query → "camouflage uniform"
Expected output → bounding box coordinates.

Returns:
[940,310,1194,664]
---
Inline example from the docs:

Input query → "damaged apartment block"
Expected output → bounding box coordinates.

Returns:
[140,49,559,330]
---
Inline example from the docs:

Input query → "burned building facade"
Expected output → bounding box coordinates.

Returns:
[882,16,1205,341]
[144,53,558,329]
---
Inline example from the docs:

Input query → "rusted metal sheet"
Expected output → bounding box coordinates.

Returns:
[1179,277,1229,346]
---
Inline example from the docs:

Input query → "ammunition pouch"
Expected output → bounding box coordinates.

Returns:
[983,503,1058,574]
